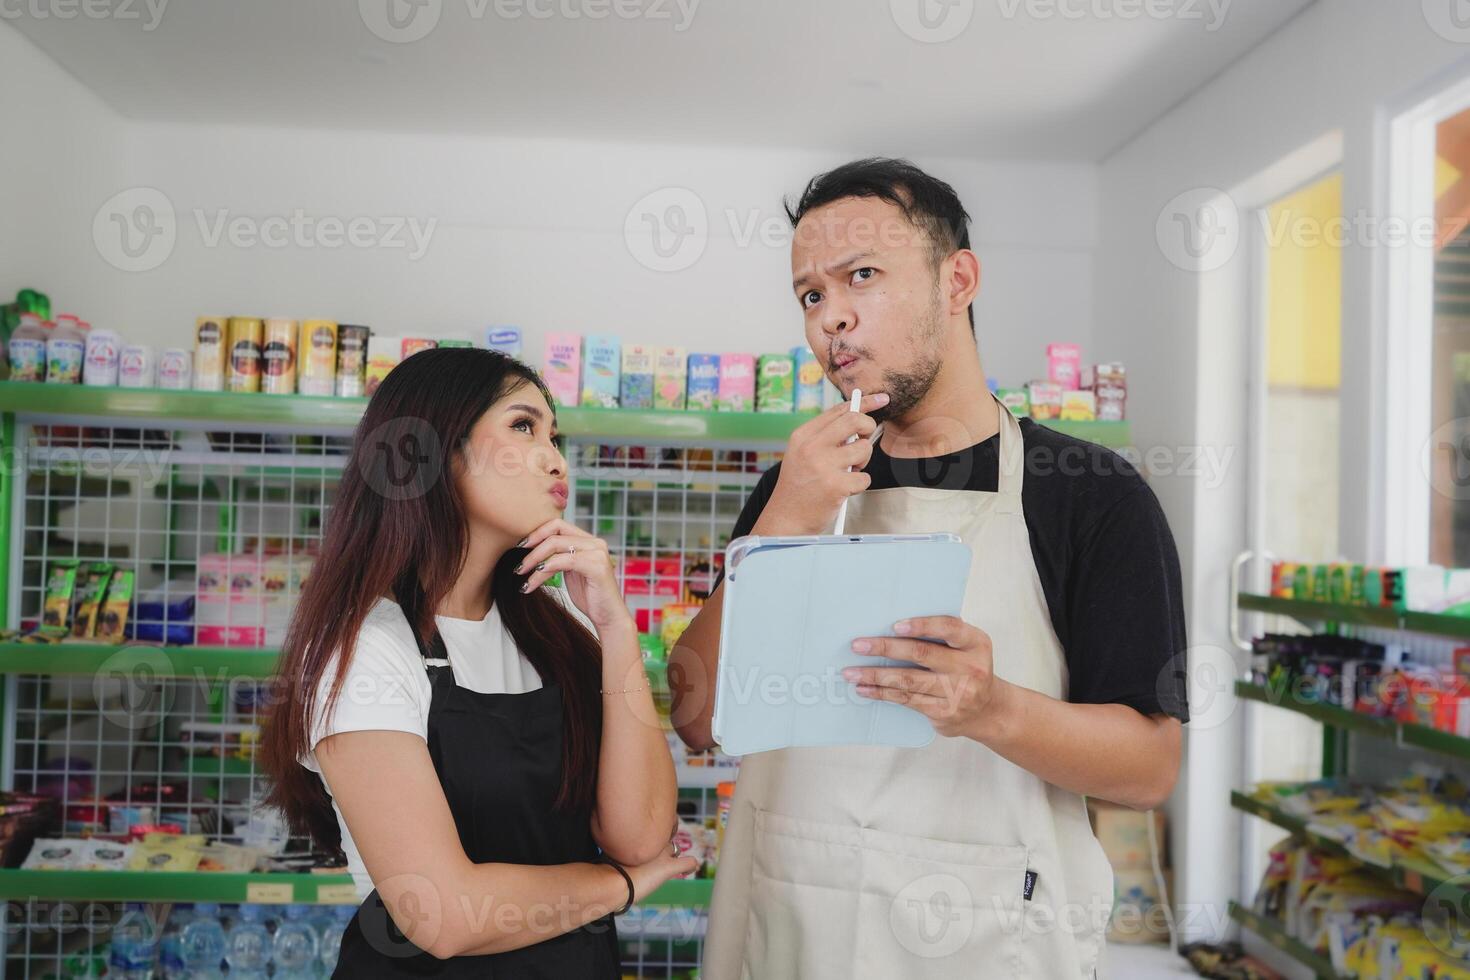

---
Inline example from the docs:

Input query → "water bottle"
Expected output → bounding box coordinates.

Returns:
[109,902,158,980]
[224,903,272,979]
[180,902,227,980]
[272,903,321,979]
[156,903,192,980]
[320,904,355,975]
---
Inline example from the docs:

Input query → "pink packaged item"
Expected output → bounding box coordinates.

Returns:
[1046,343,1082,390]
[543,333,582,407]
[717,354,755,412]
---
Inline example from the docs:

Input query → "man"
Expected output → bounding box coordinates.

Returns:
[670,158,1187,979]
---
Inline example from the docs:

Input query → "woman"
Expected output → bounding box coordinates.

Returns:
[260,348,696,976]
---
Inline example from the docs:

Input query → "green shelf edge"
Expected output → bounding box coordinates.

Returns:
[0,868,711,908]
[1239,593,1470,640]
[1234,680,1470,761]
[0,642,280,677]
[0,382,1132,448]
[1227,901,1345,979]
[0,868,357,904]
[1229,791,1470,909]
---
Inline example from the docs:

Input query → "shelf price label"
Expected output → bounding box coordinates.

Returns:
[246,881,294,904]
[316,883,359,904]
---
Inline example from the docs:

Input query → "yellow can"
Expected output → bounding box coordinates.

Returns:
[227,317,263,393]
[298,320,338,396]
[261,317,298,395]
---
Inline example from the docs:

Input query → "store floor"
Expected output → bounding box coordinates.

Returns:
[1103,942,1195,978]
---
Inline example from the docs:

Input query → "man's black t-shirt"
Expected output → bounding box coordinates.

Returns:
[713,416,1190,722]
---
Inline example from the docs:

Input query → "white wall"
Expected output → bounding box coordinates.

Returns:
[2,23,1098,388]
[1095,0,1470,946]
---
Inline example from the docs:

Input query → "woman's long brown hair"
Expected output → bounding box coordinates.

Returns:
[259,347,603,856]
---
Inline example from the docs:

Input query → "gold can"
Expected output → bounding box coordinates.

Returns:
[261,318,298,395]
[227,317,263,393]
[298,320,338,396]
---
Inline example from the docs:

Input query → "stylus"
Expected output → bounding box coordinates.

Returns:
[832,387,862,536]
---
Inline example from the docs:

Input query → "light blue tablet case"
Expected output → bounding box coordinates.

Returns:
[712,533,972,756]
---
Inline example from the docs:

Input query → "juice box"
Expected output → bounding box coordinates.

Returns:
[364,335,403,396]
[582,335,621,408]
[437,338,472,349]
[687,354,720,410]
[621,345,655,409]
[402,338,437,359]
[71,563,115,638]
[41,561,79,635]
[543,333,582,407]
[484,327,522,358]
[655,347,687,410]
[1059,390,1096,421]
[1027,381,1063,420]
[792,346,824,411]
[718,354,755,412]
[756,354,794,413]
[95,569,135,643]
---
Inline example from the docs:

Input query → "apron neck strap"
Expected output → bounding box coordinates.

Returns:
[994,394,1024,505]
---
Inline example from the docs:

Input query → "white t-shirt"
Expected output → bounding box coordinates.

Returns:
[298,588,599,900]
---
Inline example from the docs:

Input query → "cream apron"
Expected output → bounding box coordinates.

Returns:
[702,398,1115,980]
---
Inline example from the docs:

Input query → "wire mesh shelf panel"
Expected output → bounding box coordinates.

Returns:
[1,419,766,977]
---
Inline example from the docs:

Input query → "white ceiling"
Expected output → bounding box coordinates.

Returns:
[9,0,1314,160]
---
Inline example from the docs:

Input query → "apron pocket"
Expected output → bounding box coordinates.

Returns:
[743,809,1028,980]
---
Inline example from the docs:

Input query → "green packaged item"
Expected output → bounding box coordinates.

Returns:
[95,569,135,643]
[1311,564,1330,602]
[41,562,79,634]
[997,388,1029,416]
[1328,564,1349,604]
[756,354,794,413]
[1348,565,1366,606]
[1293,565,1312,603]
[436,339,472,348]
[1364,567,1383,607]
[71,563,115,638]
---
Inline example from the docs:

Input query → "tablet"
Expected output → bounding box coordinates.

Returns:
[712,533,973,756]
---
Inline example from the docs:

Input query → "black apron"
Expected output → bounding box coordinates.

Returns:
[332,627,620,977]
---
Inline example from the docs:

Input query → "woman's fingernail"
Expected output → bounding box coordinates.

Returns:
[517,537,528,548]
[514,564,525,575]
[535,562,546,572]
[894,621,911,634]
[852,639,871,653]
[520,582,531,593]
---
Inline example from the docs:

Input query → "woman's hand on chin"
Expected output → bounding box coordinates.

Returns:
[515,518,633,633]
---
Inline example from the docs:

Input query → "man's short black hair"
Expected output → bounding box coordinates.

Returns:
[785,157,975,332]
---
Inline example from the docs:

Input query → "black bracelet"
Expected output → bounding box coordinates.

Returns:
[600,856,635,916]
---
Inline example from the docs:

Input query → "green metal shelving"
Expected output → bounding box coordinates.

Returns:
[0,868,712,908]
[1239,592,1470,639]
[1227,901,1345,980]
[1230,791,1470,907]
[0,381,1135,447]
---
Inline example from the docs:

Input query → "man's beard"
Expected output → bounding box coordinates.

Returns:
[864,298,945,425]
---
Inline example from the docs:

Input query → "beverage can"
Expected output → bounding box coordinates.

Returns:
[194,317,226,391]
[336,324,370,397]
[227,317,263,393]
[261,318,298,395]
[298,320,338,396]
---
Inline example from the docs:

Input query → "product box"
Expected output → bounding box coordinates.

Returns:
[1088,801,1166,870]
[1027,381,1064,420]
[543,333,582,407]
[792,346,824,411]
[997,388,1029,417]
[1080,361,1126,390]
[1047,342,1082,390]
[582,335,621,408]
[1060,390,1097,421]
[756,354,794,413]
[620,345,655,410]
[1107,867,1173,945]
[401,338,437,359]
[364,335,403,396]
[687,354,720,411]
[718,354,756,412]
[484,327,522,358]
[654,347,688,410]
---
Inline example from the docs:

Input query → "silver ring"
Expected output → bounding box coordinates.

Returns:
[567,545,576,554]
[670,840,680,857]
